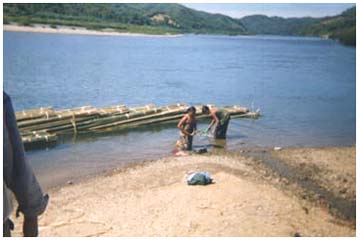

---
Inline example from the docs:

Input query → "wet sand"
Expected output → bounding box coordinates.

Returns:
[10,146,355,236]
[269,147,355,203]
[3,24,182,38]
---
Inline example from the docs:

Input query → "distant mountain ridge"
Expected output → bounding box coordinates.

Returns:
[3,3,355,45]
[239,6,356,46]
[239,15,320,36]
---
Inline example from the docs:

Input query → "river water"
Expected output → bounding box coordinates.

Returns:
[4,31,356,188]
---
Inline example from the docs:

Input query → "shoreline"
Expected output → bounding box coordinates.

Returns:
[3,24,183,38]
[36,144,356,191]
[11,145,355,236]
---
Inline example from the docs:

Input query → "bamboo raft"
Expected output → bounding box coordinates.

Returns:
[16,103,260,149]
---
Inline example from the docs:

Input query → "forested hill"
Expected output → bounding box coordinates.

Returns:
[239,15,320,36]
[299,7,356,46]
[3,3,247,35]
[239,6,356,46]
[3,3,356,46]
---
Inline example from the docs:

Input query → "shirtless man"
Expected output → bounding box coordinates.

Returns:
[202,105,231,139]
[177,106,197,151]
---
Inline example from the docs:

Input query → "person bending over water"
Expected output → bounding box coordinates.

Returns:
[202,105,231,139]
[177,106,197,150]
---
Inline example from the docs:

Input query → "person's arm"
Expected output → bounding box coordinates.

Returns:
[207,111,219,132]
[177,115,191,135]
[3,92,49,237]
[207,119,215,132]
[212,111,220,125]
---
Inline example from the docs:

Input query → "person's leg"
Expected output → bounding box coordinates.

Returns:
[186,135,193,151]
[222,115,231,138]
[215,120,227,139]
[3,221,10,237]
[3,219,14,237]
[214,124,221,139]
[215,111,230,139]
[218,125,226,139]
[179,133,187,150]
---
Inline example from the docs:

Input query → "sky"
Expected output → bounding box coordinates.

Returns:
[183,3,356,18]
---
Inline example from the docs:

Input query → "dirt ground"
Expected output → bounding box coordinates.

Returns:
[10,147,356,237]
[270,147,356,202]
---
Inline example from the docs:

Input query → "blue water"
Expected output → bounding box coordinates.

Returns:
[4,31,356,188]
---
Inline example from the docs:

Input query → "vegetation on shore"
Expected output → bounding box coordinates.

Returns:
[3,3,246,35]
[4,15,180,35]
[240,15,319,36]
[241,6,356,46]
[300,7,356,46]
[3,3,355,46]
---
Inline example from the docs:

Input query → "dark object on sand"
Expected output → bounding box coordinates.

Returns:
[194,148,208,154]
[294,232,301,237]
[187,171,212,185]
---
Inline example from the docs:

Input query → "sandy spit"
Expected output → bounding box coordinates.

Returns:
[10,146,355,237]
[3,24,183,38]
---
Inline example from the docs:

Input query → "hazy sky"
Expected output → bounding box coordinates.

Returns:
[183,3,356,18]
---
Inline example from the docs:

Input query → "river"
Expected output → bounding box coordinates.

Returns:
[4,31,356,188]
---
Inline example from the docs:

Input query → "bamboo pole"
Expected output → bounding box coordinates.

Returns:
[21,132,57,144]
[16,107,55,121]
[98,105,128,116]
[19,115,96,133]
[91,113,186,133]
[21,106,159,134]
[76,108,160,131]
[90,105,190,133]
[89,106,187,130]
[17,108,99,128]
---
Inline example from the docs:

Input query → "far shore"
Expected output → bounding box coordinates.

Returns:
[3,24,183,38]
[10,146,355,236]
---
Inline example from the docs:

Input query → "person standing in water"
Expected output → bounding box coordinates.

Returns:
[177,106,197,151]
[202,105,231,139]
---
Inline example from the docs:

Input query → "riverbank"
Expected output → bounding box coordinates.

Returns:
[10,146,355,236]
[3,24,182,38]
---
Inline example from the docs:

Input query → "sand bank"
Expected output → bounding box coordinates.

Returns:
[3,24,182,38]
[10,146,355,236]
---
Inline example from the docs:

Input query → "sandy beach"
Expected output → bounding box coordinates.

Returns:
[3,24,182,38]
[10,146,355,237]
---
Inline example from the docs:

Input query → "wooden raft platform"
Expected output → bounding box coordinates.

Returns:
[16,103,260,149]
